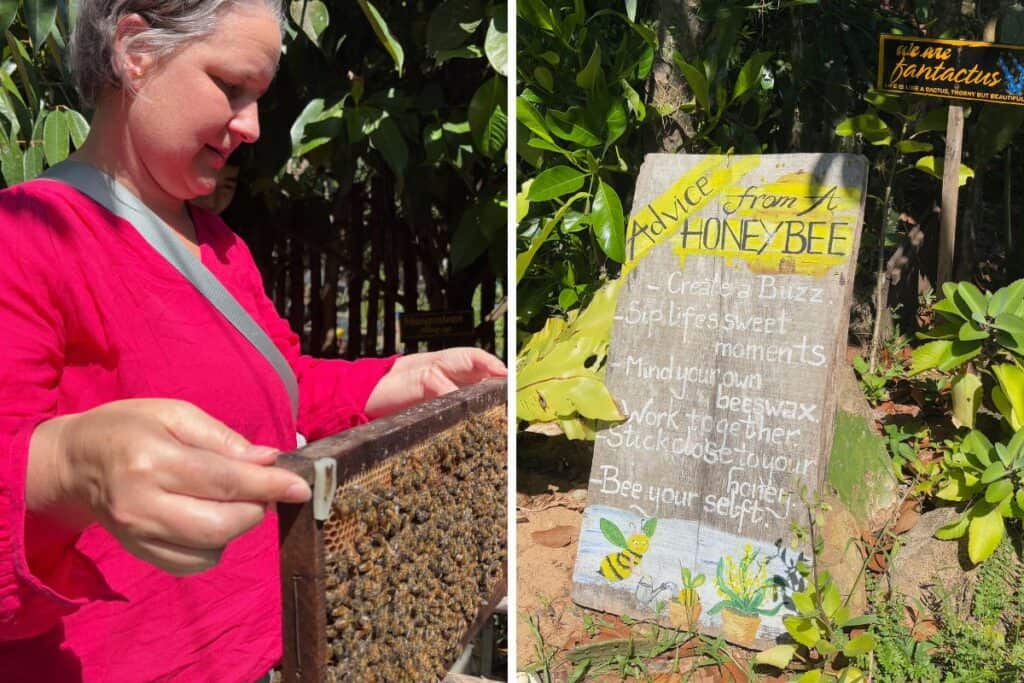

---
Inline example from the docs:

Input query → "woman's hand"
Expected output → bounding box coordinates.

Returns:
[364,347,507,418]
[26,399,311,576]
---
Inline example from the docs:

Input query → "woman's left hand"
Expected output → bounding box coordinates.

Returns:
[364,347,507,418]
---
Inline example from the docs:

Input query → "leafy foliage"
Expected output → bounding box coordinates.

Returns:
[756,571,874,683]
[516,0,654,331]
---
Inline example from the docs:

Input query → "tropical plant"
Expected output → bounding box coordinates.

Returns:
[756,571,875,683]
[910,279,1024,430]
[516,0,655,331]
[708,545,782,618]
[931,427,1024,563]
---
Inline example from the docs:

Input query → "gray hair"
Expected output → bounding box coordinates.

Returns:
[70,0,283,107]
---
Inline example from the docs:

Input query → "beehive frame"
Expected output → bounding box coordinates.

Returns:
[276,378,507,681]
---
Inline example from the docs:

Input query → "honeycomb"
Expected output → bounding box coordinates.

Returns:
[318,408,506,681]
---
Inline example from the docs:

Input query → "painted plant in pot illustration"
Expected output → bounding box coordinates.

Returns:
[707,545,783,646]
[668,566,705,630]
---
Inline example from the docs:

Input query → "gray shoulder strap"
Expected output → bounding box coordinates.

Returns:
[41,160,299,419]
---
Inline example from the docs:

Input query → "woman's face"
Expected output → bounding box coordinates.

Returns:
[124,3,280,201]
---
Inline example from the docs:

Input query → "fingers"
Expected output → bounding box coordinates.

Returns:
[163,446,311,504]
[117,534,225,576]
[434,348,507,385]
[156,400,253,459]
[420,364,460,399]
[121,491,267,550]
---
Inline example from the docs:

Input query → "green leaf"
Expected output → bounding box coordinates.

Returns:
[897,139,933,154]
[910,340,952,375]
[958,320,988,341]
[484,8,508,76]
[25,0,58,53]
[841,614,878,628]
[0,129,23,186]
[605,99,627,147]
[368,114,408,177]
[289,98,327,156]
[673,55,709,111]
[864,89,904,113]
[65,109,89,149]
[0,0,17,34]
[992,280,1024,317]
[843,633,876,657]
[533,66,554,92]
[835,113,892,144]
[41,109,68,167]
[591,181,624,262]
[546,109,601,147]
[623,0,636,21]
[22,143,43,181]
[951,372,982,429]
[356,0,404,75]
[958,282,988,319]
[792,589,814,615]
[576,43,602,91]
[935,514,969,540]
[915,106,950,134]
[995,312,1024,337]
[962,430,994,468]
[981,461,1008,484]
[568,659,591,683]
[754,644,796,669]
[427,0,482,53]
[517,98,552,143]
[468,76,507,158]
[516,193,587,282]
[985,478,1014,504]
[968,503,1006,563]
[289,0,329,46]
[995,364,1024,427]
[784,615,822,647]
[732,51,772,101]
[938,341,982,371]
[527,166,587,202]
[600,518,626,548]
[450,198,503,272]
[934,295,968,324]
[797,671,823,683]
[915,156,974,186]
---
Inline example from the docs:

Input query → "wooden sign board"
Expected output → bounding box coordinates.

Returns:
[570,154,867,649]
[878,34,1024,106]
[400,310,475,342]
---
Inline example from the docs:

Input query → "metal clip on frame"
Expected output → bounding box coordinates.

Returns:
[312,458,337,521]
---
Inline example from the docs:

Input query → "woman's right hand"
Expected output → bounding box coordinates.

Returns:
[26,399,311,576]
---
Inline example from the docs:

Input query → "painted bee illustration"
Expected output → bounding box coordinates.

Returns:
[597,517,658,582]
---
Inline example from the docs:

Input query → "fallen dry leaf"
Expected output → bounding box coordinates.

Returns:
[893,503,921,535]
[531,525,577,548]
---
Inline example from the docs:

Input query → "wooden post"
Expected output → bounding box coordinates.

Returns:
[938,104,965,286]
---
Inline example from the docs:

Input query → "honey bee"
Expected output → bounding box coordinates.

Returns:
[598,517,658,582]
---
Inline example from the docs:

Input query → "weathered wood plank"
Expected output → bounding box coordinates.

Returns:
[570,154,867,649]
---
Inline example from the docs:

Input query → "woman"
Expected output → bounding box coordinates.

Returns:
[0,0,505,679]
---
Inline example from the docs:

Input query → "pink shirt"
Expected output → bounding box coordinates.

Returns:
[0,180,396,681]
